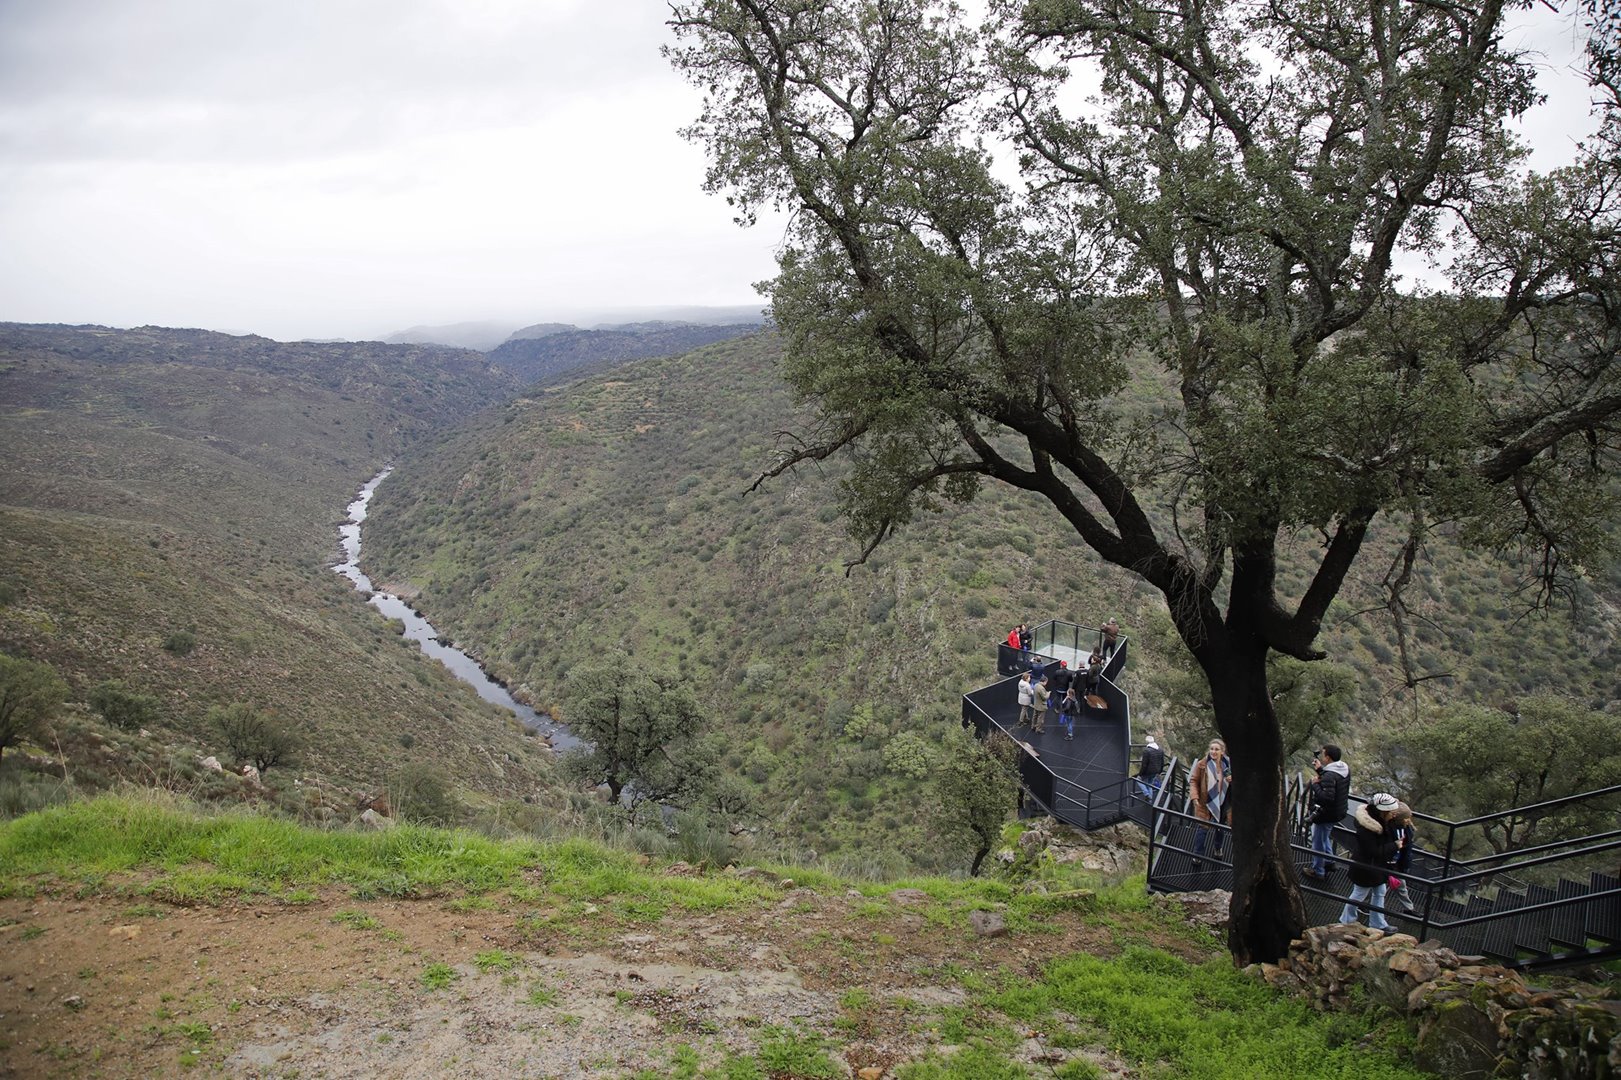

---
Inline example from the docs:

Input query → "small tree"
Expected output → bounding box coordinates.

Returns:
[1373,697,1621,854]
[932,728,1018,876]
[558,665,712,819]
[0,654,67,764]
[88,680,161,732]
[387,762,460,826]
[209,703,299,774]
[161,630,197,656]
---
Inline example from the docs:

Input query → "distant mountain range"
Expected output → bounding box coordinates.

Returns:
[486,320,765,385]
[382,306,767,354]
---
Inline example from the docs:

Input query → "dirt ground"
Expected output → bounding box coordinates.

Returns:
[0,885,1193,1079]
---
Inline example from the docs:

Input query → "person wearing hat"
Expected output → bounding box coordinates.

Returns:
[1135,735,1165,800]
[1339,792,1403,930]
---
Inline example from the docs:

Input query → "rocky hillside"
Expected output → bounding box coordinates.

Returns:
[361,331,1619,869]
[0,323,552,802]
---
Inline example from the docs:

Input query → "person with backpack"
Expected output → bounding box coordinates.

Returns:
[1303,745,1350,881]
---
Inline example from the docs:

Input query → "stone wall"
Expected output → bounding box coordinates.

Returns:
[1256,924,1620,1079]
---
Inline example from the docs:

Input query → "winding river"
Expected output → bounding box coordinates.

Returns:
[334,469,581,752]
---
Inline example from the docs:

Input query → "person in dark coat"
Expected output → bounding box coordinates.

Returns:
[1304,745,1350,880]
[1058,686,1081,740]
[1339,792,1402,930]
[1081,649,1104,699]
[1135,735,1165,800]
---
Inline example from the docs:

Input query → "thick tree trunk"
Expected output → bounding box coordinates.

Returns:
[1207,641,1308,966]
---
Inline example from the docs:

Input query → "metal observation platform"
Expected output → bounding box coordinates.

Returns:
[960,620,1140,830]
[962,621,1621,971]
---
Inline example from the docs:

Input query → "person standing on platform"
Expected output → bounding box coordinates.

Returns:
[1101,618,1120,659]
[1016,670,1036,728]
[1083,649,1104,698]
[1059,686,1080,740]
[1030,675,1050,734]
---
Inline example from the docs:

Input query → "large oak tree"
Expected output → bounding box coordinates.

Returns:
[668,0,1621,963]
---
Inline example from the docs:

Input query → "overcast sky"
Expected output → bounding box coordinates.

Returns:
[0,1,1601,342]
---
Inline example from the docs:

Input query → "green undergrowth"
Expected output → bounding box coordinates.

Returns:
[954,945,1424,1079]
[0,793,777,909]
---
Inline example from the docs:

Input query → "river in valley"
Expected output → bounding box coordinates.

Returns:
[334,469,581,752]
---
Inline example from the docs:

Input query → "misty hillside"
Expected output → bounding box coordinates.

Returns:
[485,319,764,386]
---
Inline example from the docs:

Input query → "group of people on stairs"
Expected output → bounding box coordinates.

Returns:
[1306,745,1417,926]
[1172,739,1420,928]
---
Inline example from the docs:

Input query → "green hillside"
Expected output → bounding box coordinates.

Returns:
[0,323,555,804]
[361,332,1618,868]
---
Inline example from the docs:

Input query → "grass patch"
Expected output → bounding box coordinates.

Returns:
[331,909,381,931]
[756,1025,839,1079]
[473,949,521,973]
[0,794,539,898]
[419,962,459,991]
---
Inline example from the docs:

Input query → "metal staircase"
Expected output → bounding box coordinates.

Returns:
[1147,764,1621,972]
[969,628,1621,972]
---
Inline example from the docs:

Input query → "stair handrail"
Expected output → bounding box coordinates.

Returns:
[1449,826,1621,869]
[1447,782,1621,828]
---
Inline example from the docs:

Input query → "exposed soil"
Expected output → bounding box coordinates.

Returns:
[0,883,1206,1078]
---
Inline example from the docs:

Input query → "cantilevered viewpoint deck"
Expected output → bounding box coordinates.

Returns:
[962,620,1138,829]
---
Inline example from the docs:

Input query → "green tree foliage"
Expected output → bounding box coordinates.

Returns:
[883,730,936,780]
[668,0,1621,962]
[87,680,161,733]
[558,665,713,818]
[161,630,197,656]
[0,654,67,764]
[932,728,1018,876]
[387,762,461,826]
[1373,698,1621,854]
[209,703,299,774]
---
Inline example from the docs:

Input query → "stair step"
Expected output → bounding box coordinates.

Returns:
[1548,878,1589,949]
[1589,872,1621,943]
[1480,890,1528,961]
[1443,896,1495,958]
[1514,885,1557,955]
